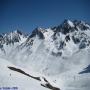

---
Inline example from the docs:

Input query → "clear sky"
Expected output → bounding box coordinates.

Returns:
[0,0,90,33]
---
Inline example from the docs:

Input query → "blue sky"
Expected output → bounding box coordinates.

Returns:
[0,0,90,33]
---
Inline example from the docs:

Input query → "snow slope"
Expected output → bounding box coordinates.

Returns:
[0,58,50,90]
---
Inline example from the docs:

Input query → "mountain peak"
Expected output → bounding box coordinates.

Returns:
[29,27,45,39]
[63,19,74,27]
[14,29,23,35]
[0,29,26,46]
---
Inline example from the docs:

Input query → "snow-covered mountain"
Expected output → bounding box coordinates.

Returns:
[0,20,90,90]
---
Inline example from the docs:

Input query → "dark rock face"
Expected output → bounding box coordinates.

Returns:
[52,52,62,57]
[58,41,65,50]
[72,31,90,49]
[16,30,23,35]
[73,20,89,30]
[0,35,3,42]
[79,65,90,74]
[65,35,70,42]
[72,36,80,44]
[0,44,3,48]
[53,26,62,33]
[0,34,3,38]
[61,20,73,34]
[0,35,4,45]
[29,28,45,39]
[79,42,86,49]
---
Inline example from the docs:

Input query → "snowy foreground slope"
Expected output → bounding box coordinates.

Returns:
[0,20,90,90]
[0,58,50,90]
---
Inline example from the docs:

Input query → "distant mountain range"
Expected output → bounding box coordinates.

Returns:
[0,20,90,90]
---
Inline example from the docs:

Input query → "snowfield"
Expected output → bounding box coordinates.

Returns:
[0,58,49,90]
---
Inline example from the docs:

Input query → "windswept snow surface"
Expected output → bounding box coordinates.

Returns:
[0,20,90,90]
[0,58,49,90]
